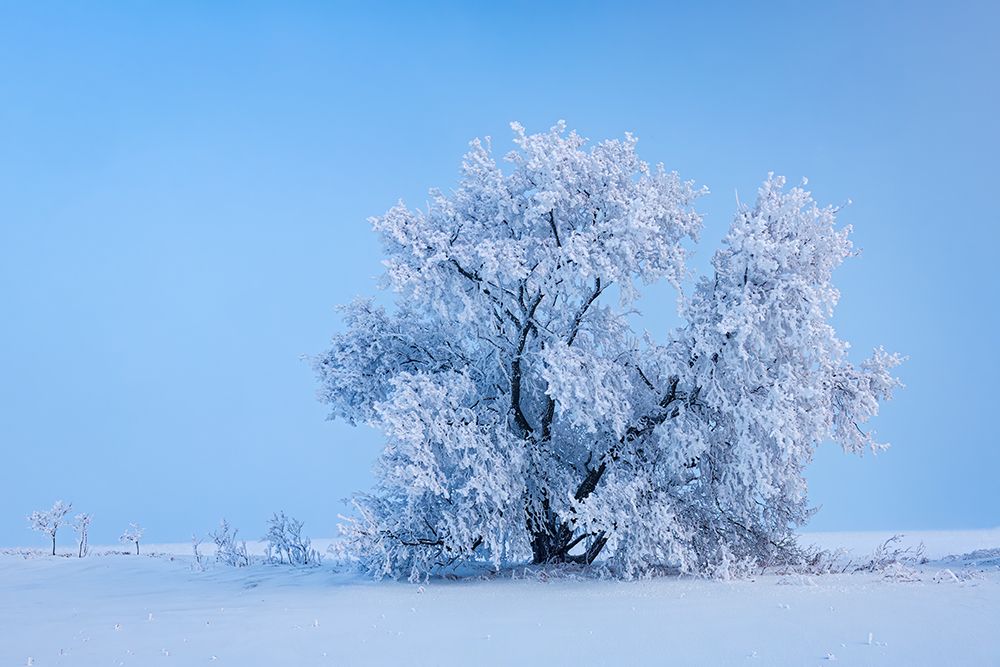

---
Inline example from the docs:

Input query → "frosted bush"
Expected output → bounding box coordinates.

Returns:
[264,512,321,566]
[209,519,250,567]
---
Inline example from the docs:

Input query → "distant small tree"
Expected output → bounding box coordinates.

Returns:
[28,500,72,555]
[120,523,144,555]
[74,513,92,558]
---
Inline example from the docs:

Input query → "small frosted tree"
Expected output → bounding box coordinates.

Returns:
[315,122,902,579]
[264,511,320,566]
[120,523,144,555]
[210,519,250,567]
[28,500,72,555]
[191,534,207,571]
[74,513,92,558]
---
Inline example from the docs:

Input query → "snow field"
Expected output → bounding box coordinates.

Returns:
[2,530,998,666]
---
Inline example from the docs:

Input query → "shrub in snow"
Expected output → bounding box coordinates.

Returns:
[120,523,144,555]
[263,511,321,566]
[210,519,250,567]
[314,122,902,580]
[191,535,207,571]
[879,562,921,582]
[0,547,49,559]
[74,513,92,558]
[783,544,850,576]
[28,500,72,555]
[854,535,926,574]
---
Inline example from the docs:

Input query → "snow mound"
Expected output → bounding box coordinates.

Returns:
[941,547,1000,569]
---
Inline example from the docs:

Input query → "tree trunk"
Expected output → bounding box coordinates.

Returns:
[528,493,570,564]
[135,542,139,555]
[51,535,56,556]
[529,503,600,565]
[528,459,614,565]
[530,523,607,565]
[530,529,565,564]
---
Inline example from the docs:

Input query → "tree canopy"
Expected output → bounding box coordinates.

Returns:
[315,122,902,580]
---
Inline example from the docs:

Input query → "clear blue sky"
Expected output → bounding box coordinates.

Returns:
[1,1,997,547]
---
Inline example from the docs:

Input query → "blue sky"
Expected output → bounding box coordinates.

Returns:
[1,1,997,547]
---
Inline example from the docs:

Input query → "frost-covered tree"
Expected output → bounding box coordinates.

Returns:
[74,513,92,558]
[28,500,72,555]
[210,519,250,567]
[264,512,320,566]
[191,534,207,571]
[315,123,902,579]
[120,523,144,555]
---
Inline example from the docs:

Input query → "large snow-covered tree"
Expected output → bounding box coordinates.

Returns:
[315,122,901,579]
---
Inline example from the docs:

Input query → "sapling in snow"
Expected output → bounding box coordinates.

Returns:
[191,534,207,571]
[120,523,144,555]
[28,500,72,555]
[315,122,902,579]
[74,513,92,558]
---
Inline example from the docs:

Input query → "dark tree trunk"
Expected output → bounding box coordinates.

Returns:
[530,524,569,564]
[528,454,617,565]
[530,521,607,565]
[528,495,606,565]
[51,535,56,556]
[526,376,683,566]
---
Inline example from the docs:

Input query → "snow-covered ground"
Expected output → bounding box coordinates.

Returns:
[3,530,998,666]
